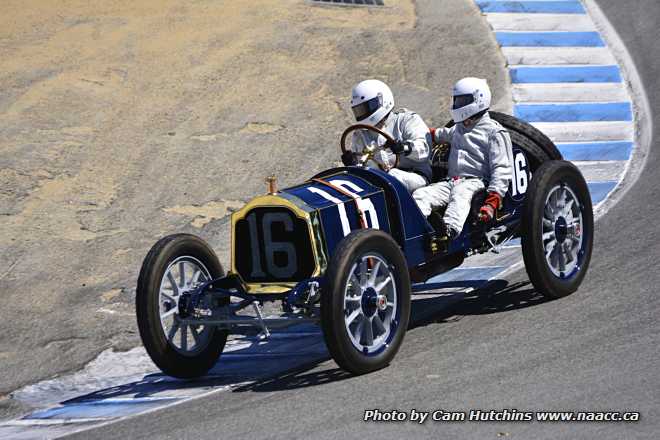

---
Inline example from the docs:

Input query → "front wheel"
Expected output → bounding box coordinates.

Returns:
[136,233,227,378]
[521,161,594,298]
[321,229,411,375]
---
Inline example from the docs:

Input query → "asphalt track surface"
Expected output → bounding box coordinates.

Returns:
[69,2,659,439]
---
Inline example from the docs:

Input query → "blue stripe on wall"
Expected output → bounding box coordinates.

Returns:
[476,1,585,14]
[510,65,622,83]
[496,32,605,47]
[557,141,634,161]
[514,102,632,122]
[588,180,618,204]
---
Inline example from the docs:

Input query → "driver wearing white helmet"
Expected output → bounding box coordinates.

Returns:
[412,77,513,247]
[342,79,432,193]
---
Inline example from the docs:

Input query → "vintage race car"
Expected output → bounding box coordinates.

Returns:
[136,112,593,377]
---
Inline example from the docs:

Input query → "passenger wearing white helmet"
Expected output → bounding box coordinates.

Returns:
[412,77,513,246]
[342,79,432,193]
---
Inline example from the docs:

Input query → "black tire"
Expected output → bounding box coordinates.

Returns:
[431,120,549,183]
[509,130,549,172]
[136,233,227,378]
[521,161,594,298]
[321,229,411,375]
[489,111,562,161]
[443,111,562,163]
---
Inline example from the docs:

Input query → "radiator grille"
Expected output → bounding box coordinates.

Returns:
[235,207,315,283]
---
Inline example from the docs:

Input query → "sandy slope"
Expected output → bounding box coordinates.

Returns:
[0,0,509,414]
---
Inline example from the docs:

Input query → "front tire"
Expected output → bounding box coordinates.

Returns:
[136,233,227,378]
[521,161,594,298]
[321,229,411,375]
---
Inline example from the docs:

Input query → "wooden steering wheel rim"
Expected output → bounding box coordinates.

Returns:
[340,124,400,170]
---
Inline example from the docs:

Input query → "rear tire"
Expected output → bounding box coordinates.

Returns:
[521,161,594,298]
[321,229,411,375]
[136,234,227,378]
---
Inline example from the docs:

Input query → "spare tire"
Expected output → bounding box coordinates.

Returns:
[509,130,548,172]
[443,111,562,161]
[490,111,562,160]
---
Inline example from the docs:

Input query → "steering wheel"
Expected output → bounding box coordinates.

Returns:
[340,124,400,171]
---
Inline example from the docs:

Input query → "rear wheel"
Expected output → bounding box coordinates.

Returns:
[136,234,227,378]
[321,229,411,375]
[521,161,594,298]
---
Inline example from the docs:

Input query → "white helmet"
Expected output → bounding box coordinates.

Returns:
[350,79,394,126]
[450,77,491,123]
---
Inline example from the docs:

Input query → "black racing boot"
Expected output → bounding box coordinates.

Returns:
[428,211,445,233]
[428,214,457,254]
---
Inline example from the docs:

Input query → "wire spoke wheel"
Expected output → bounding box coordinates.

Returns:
[542,185,584,279]
[158,256,214,356]
[136,234,227,378]
[521,161,594,299]
[322,229,411,375]
[343,254,398,355]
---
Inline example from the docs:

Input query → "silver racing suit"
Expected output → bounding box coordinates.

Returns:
[413,112,513,234]
[351,108,432,193]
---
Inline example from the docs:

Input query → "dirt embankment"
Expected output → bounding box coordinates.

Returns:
[0,0,508,412]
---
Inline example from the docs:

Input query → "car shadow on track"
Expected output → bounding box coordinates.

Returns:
[31,279,548,412]
[233,279,548,394]
[233,364,352,393]
[411,279,547,329]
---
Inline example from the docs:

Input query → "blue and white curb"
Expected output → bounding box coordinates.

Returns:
[0,285,474,439]
[0,1,642,438]
[478,0,635,205]
[0,327,330,439]
[457,0,639,277]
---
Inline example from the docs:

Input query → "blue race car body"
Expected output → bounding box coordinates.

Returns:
[231,143,530,292]
[136,113,593,378]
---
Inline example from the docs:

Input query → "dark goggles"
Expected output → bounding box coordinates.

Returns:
[452,93,475,109]
[352,95,383,121]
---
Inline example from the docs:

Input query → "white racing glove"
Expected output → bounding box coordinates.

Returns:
[373,149,395,171]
